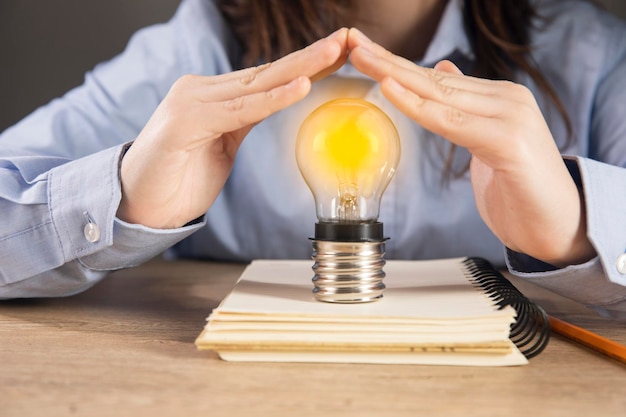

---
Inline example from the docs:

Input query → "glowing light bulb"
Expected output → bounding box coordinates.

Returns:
[296,98,401,303]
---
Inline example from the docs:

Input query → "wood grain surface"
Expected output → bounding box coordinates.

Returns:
[1,258,624,417]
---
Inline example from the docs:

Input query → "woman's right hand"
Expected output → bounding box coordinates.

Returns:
[117,28,349,229]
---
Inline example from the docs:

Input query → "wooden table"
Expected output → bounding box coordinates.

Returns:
[1,258,625,417]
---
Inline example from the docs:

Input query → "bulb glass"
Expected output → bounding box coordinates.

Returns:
[296,98,400,222]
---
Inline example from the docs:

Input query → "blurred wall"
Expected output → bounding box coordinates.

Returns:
[0,0,181,132]
[0,0,624,132]
[599,0,626,17]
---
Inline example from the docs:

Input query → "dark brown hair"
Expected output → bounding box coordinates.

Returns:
[217,0,354,68]
[463,0,571,130]
[217,0,571,175]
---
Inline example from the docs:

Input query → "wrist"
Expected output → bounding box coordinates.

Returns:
[531,186,596,268]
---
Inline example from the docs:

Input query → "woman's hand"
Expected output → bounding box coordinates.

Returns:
[348,28,595,267]
[117,28,349,229]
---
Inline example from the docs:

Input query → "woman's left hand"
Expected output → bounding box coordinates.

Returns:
[348,28,595,267]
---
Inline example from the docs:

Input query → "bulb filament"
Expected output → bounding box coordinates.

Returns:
[338,183,359,221]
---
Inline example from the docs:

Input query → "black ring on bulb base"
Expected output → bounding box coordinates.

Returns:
[314,221,385,242]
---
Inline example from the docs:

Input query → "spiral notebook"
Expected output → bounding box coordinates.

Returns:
[195,257,550,366]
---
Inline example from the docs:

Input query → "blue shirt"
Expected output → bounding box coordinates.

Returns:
[1,0,626,316]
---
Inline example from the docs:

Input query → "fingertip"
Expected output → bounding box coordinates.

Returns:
[434,60,463,75]
[348,27,371,42]
[282,76,312,107]
[327,27,348,39]
[298,76,314,98]
[382,77,406,94]
[320,33,345,61]
[329,27,349,44]
[286,76,310,91]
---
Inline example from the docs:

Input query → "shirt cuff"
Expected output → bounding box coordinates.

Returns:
[79,216,204,270]
[49,142,205,271]
[506,249,626,317]
[504,156,626,314]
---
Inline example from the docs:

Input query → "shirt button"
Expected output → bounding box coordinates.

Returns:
[616,253,626,274]
[84,222,101,243]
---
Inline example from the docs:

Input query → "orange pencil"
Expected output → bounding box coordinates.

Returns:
[549,316,626,365]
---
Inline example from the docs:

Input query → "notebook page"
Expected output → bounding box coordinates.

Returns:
[216,344,528,366]
[213,258,515,321]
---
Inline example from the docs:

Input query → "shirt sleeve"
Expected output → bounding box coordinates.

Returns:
[0,0,231,298]
[0,141,205,298]
[506,158,626,319]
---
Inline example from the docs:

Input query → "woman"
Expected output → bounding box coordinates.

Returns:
[1,0,625,317]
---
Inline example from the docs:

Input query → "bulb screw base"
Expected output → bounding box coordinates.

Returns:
[310,222,387,303]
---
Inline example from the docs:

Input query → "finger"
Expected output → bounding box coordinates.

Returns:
[205,28,347,86]
[200,75,312,134]
[350,43,505,96]
[195,28,348,101]
[311,27,349,82]
[264,27,349,83]
[434,60,463,75]
[379,76,513,160]
[352,47,519,117]
[348,28,419,75]
[432,60,518,95]
[391,65,517,117]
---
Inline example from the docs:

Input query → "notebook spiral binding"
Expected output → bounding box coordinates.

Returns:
[463,257,551,359]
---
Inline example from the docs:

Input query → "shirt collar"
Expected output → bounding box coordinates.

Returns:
[338,0,473,78]
[421,0,473,66]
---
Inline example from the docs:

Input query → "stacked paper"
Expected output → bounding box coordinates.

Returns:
[195,258,528,366]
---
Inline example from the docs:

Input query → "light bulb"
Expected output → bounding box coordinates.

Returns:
[296,98,401,303]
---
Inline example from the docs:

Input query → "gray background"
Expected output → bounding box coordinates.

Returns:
[0,0,624,132]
